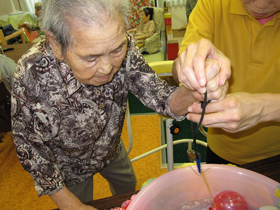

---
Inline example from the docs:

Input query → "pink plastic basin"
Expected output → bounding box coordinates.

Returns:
[127,164,279,210]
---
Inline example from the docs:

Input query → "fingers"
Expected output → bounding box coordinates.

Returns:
[192,39,216,87]
[176,38,231,99]
[187,111,248,133]
[177,45,203,92]
[205,59,220,81]
[195,39,231,87]
[217,53,231,86]
[186,95,241,132]
[205,59,220,93]
[206,81,228,101]
[203,57,228,100]
[183,43,207,93]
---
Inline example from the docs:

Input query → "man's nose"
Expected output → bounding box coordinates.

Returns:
[99,56,112,74]
[254,0,271,9]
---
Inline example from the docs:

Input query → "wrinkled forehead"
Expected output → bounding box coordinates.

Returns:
[68,12,125,35]
[69,14,126,48]
[70,10,125,29]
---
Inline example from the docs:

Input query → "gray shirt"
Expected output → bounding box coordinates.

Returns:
[0,54,16,93]
[11,33,185,197]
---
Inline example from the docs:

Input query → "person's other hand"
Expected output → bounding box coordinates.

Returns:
[77,204,98,210]
[175,38,231,95]
[128,29,136,34]
[178,58,228,103]
[204,58,228,101]
[187,93,264,133]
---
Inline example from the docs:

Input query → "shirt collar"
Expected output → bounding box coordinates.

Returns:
[41,40,82,96]
[230,0,248,16]
[56,59,82,97]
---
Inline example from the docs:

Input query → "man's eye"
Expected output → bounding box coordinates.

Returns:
[114,46,123,53]
[87,57,97,62]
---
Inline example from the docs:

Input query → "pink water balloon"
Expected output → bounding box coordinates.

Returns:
[212,190,249,210]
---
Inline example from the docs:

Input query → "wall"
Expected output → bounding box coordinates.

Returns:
[169,6,186,29]
[157,0,187,30]
[0,0,27,16]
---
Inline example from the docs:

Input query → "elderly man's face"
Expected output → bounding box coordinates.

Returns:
[241,0,280,19]
[63,17,127,86]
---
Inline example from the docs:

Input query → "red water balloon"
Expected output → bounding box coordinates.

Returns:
[212,190,249,210]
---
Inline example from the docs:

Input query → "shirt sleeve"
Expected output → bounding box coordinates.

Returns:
[11,62,65,197]
[135,21,155,38]
[0,55,16,93]
[179,0,215,54]
[145,21,156,38]
[126,35,186,121]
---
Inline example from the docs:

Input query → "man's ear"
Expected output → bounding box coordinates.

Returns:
[47,32,64,61]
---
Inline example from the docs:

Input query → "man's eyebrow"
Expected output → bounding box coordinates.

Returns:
[81,54,98,61]
[112,39,127,52]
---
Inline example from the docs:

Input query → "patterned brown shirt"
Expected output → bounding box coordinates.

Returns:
[11,34,184,196]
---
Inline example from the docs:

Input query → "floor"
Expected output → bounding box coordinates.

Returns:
[0,114,170,209]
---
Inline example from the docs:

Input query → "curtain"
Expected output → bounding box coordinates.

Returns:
[166,0,187,7]
[128,0,155,30]
[23,0,41,14]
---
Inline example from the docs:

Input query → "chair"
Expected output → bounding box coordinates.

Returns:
[0,28,26,45]
[140,7,164,54]
[127,61,208,171]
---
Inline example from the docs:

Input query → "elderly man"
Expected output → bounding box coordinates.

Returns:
[11,0,229,209]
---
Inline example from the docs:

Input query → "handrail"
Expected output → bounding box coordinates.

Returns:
[131,139,207,162]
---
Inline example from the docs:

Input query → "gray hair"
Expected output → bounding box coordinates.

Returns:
[41,0,130,55]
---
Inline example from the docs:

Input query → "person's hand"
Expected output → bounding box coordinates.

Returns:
[174,38,231,98]
[176,58,228,103]
[187,92,264,133]
[77,204,98,210]
[203,58,228,101]
[49,186,98,210]
[128,29,136,34]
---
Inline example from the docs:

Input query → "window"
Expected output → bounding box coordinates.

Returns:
[23,0,41,14]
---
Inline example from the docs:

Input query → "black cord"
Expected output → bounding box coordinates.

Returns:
[191,91,211,158]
